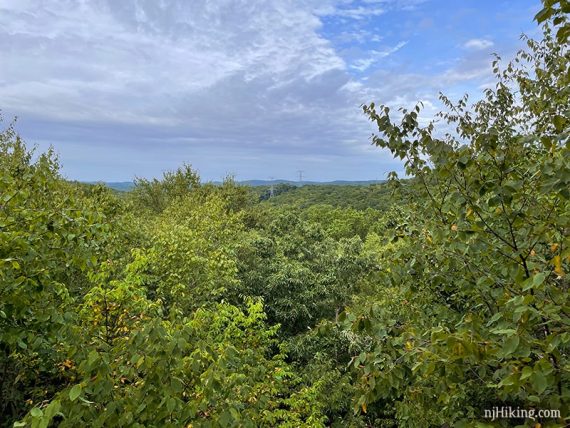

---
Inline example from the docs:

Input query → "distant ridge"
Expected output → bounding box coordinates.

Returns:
[90,180,384,192]
[86,181,135,192]
[238,179,384,187]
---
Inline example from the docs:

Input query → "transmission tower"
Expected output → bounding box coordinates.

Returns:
[297,170,304,184]
[268,176,275,198]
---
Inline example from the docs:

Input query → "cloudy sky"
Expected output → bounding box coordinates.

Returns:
[0,0,541,182]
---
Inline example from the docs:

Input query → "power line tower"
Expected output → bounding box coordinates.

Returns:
[297,170,304,185]
[268,176,275,198]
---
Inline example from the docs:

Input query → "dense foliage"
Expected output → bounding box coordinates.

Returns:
[257,183,397,210]
[1,4,568,427]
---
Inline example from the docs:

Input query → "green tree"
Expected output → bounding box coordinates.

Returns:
[20,299,326,427]
[237,208,368,337]
[348,20,569,426]
[0,121,109,425]
[131,163,200,214]
[141,192,244,318]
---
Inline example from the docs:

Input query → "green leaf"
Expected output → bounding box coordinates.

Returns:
[218,410,233,428]
[535,7,554,24]
[523,272,547,291]
[486,312,502,326]
[44,400,61,419]
[490,328,517,336]
[230,407,241,421]
[553,115,566,133]
[69,384,82,401]
[520,366,533,380]
[87,350,99,367]
[78,396,95,405]
[166,397,176,413]
[531,371,548,394]
[502,336,519,356]
[136,356,145,368]
[30,407,43,418]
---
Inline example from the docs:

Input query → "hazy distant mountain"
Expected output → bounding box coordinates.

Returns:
[239,179,384,186]
[89,181,136,192]
[93,179,384,192]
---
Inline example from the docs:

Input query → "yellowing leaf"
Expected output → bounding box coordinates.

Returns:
[553,255,564,276]
[136,356,145,368]
[62,359,74,369]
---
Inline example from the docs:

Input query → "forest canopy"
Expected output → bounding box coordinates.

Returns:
[0,2,568,427]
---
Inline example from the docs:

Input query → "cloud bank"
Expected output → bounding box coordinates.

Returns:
[0,0,538,181]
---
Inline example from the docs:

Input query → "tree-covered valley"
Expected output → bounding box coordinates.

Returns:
[1,2,569,427]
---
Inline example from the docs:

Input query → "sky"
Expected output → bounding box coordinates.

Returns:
[0,0,542,182]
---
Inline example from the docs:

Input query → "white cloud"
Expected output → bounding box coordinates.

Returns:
[1,0,392,180]
[324,6,385,20]
[464,38,494,50]
[0,1,354,127]
[351,41,407,71]
[335,29,383,44]
[0,0,524,182]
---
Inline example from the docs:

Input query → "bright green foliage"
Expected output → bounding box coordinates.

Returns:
[0,122,109,423]
[1,127,328,427]
[349,23,569,426]
[20,301,326,427]
[143,193,244,317]
[200,176,256,214]
[132,164,200,213]
[79,254,159,346]
[234,207,374,425]
[131,167,254,216]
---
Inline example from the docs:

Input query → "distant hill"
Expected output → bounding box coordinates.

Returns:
[260,182,397,210]
[87,181,136,192]
[90,180,384,192]
[240,179,384,187]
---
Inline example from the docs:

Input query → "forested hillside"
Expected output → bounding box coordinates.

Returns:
[256,183,400,210]
[1,3,569,427]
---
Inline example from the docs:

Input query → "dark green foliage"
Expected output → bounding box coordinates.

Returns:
[259,183,298,200]
[235,207,369,337]
[263,183,402,210]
